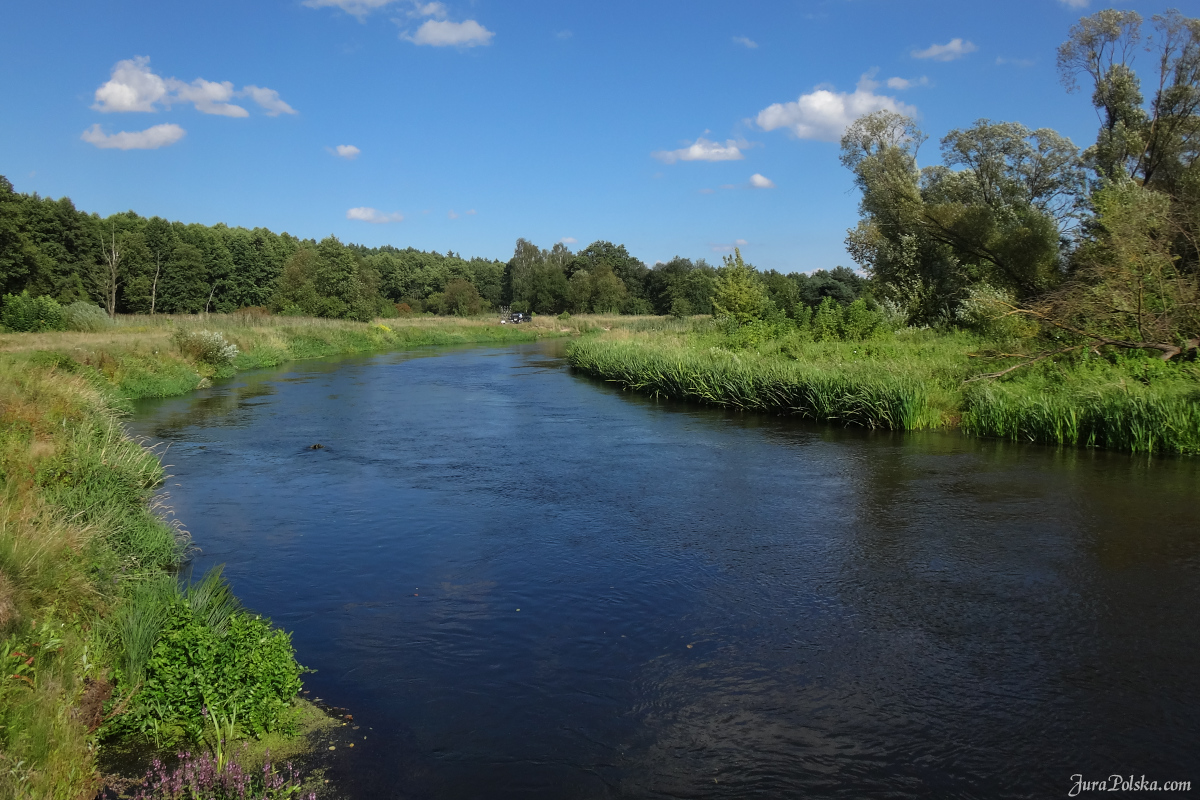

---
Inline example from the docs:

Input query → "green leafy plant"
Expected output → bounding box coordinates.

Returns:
[1,292,65,333]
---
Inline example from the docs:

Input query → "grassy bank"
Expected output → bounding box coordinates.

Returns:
[566,320,1200,455]
[0,312,621,799]
[0,312,617,403]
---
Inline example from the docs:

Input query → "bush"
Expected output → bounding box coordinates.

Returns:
[63,301,112,332]
[1,291,65,332]
[172,330,239,366]
[955,284,1035,339]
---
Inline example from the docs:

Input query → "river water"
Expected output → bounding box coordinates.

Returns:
[128,341,1200,799]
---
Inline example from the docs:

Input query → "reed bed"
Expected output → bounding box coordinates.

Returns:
[963,381,1200,455]
[568,337,949,430]
[568,329,1200,455]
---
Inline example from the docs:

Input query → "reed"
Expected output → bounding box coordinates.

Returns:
[568,327,1200,454]
[568,337,949,430]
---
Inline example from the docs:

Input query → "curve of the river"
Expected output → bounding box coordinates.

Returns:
[129,341,1200,800]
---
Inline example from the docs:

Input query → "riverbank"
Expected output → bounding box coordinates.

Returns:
[0,313,626,799]
[566,322,1200,455]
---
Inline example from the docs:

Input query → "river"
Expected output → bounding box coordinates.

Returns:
[128,341,1200,799]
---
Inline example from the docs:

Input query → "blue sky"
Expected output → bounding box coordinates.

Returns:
[0,0,1158,272]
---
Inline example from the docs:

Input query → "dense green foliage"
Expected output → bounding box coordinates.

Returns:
[1,291,64,332]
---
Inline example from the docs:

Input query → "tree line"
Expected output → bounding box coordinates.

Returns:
[840,7,1199,362]
[0,176,872,323]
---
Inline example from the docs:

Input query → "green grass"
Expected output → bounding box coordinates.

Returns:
[567,321,1200,455]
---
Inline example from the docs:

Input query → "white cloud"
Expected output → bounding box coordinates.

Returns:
[733,36,758,49]
[555,30,573,39]
[911,38,978,61]
[466,209,476,215]
[886,76,928,90]
[92,57,168,112]
[302,0,400,20]
[754,73,917,142]
[1059,0,1089,7]
[241,86,297,116]
[447,210,460,219]
[409,1,447,17]
[168,78,248,117]
[347,207,404,223]
[710,238,749,253]
[652,137,746,164]
[995,57,1035,67]
[698,188,715,195]
[749,173,775,188]
[91,57,294,117]
[403,18,494,46]
[81,123,185,150]
[560,237,577,244]
[331,144,361,159]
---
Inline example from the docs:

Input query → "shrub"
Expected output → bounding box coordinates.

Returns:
[172,330,239,366]
[669,298,694,319]
[956,284,1035,339]
[63,301,112,332]
[1,291,65,332]
[840,298,884,340]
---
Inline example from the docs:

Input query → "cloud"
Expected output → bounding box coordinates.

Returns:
[403,19,494,46]
[347,207,403,223]
[710,239,749,253]
[302,0,400,20]
[1059,0,1089,7]
[560,237,577,244]
[169,79,248,117]
[241,86,297,116]
[466,209,476,215]
[555,30,573,39]
[81,123,185,150]
[995,57,1035,67]
[330,144,361,159]
[733,36,758,49]
[754,73,917,142]
[698,188,715,195]
[447,210,459,219]
[91,57,294,117]
[911,38,977,61]
[886,76,928,90]
[408,1,447,17]
[749,173,775,188]
[92,57,168,112]
[652,137,746,164]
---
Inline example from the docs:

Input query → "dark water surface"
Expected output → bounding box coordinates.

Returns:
[129,341,1200,799]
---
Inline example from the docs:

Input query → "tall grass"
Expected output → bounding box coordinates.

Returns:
[568,337,949,430]
[569,326,1200,454]
[963,379,1200,455]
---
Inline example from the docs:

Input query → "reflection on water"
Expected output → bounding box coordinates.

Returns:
[129,342,1200,799]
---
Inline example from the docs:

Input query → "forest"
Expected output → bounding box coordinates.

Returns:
[0,182,870,327]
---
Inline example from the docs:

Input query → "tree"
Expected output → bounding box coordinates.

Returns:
[443,278,484,316]
[98,221,122,316]
[1058,9,1200,191]
[143,216,173,314]
[712,248,770,323]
